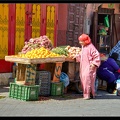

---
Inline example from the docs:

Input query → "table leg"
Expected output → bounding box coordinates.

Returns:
[52,62,63,82]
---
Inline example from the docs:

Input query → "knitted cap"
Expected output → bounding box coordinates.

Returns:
[78,34,91,45]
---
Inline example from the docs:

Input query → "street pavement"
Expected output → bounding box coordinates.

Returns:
[0,85,120,117]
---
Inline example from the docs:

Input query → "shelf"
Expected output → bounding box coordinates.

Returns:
[97,34,110,36]
[100,46,110,48]
[92,9,114,56]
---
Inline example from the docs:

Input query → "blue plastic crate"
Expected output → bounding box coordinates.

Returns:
[35,70,51,96]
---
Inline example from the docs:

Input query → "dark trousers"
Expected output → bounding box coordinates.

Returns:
[107,81,116,94]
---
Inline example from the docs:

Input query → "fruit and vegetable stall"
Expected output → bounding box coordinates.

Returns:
[5,35,108,101]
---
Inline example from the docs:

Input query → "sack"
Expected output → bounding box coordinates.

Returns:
[60,72,69,87]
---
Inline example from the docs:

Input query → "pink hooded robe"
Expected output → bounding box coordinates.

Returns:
[76,34,101,98]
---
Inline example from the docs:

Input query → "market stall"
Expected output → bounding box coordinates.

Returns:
[5,35,109,101]
[5,55,66,100]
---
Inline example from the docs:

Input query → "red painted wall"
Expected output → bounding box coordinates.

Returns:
[57,4,68,46]
[1,3,60,73]
[0,4,16,73]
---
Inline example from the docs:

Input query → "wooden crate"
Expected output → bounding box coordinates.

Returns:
[16,63,37,85]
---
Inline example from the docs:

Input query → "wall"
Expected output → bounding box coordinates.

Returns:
[0,73,12,85]
[84,4,94,35]
[57,4,68,46]
[101,3,120,14]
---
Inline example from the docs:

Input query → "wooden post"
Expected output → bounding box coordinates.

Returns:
[52,62,63,82]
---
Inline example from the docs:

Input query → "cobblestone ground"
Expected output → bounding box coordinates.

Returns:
[0,85,120,116]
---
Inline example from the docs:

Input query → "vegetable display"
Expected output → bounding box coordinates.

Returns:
[65,45,81,58]
[51,46,69,56]
[21,35,53,54]
[14,34,82,59]
[51,45,81,58]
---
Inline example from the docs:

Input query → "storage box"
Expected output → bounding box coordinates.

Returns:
[16,63,37,85]
[35,70,51,96]
[9,82,39,101]
[50,82,64,96]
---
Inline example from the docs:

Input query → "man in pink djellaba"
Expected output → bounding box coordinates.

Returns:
[74,34,101,100]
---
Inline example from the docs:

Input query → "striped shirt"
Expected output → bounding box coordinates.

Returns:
[109,41,120,61]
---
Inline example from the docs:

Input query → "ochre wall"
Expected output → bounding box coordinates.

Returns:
[102,4,120,14]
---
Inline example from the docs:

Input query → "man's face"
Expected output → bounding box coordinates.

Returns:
[79,40,85,46]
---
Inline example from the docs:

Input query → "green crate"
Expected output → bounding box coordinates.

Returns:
[9,82,39,101]
[50,82,64,96]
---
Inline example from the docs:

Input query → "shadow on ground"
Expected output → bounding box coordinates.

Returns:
[0,85,120,101]
[37,89,120,101]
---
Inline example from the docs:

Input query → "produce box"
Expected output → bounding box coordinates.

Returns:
[50,82,64,96]
[35,70,51,96]
[16,63,37,85]
[9,82,39,101]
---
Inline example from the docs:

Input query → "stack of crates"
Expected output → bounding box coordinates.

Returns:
[9,63,40,101]
[35,70,51,96]
[44,63,64,96]
[35,69,64,96]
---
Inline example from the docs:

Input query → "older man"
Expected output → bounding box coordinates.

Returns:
[109,41,120,66]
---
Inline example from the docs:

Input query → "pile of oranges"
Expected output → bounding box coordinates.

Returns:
[17,47,60,59]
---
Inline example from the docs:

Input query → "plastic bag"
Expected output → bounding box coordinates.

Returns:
[99,28,107,35]
[60,72,69,87]
[104,15,110,28]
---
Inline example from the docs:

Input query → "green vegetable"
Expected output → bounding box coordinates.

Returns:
[51,47,69,56]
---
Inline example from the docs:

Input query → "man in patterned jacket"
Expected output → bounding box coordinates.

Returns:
[109,41,120,66]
